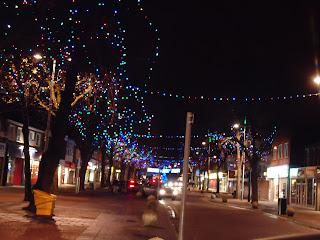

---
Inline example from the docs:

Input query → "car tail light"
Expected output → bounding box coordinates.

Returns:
[130,180,135,183]
[152,180,156,183]
[129,185,135,188]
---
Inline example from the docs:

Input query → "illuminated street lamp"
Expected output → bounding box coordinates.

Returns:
[233,123,240,129]
[314,76,320,86]
[33,54,42,60]
[315,76,320,98]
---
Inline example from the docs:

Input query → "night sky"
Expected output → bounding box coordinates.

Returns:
[2,0,320,153]
[125,0,320,141]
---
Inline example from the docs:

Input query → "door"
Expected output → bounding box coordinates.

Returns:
[297,184,301,204]
[297,183,306,205]
[13,158,23,185]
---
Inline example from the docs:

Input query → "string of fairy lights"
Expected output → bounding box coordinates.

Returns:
[1,0,158,166]
[127,85,320,102]
[0,0,299,169]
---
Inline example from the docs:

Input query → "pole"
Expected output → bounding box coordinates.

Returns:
[207,143,210,191]
[241,126,246,201]
[241,159,245,201]
[157,164,160,200]
[178,112,193,240]
[248,169,251,202]
[44,59,56,152]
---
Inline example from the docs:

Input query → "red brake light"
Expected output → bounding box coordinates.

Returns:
[160,180,163,183]
[129,185,135,188]
[152,180,156,183]
[130,180,135,183]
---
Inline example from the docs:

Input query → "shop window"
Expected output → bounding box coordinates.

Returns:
[278,144,282,159]
[35,133,41,147]
[16,127,23,143]
[8,125,15,140]
[284,142,289,158]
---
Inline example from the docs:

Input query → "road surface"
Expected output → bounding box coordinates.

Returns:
[162,194,320,240]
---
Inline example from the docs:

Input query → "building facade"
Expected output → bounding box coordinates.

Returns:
[266,133,290,201]
[1,119,45,186]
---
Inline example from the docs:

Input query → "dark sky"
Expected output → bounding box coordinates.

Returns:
[2,0,320,150]
[124,0,320,141]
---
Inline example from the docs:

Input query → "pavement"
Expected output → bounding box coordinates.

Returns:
[0,186,177,240]
[188,189,320,231]
[3,186,320,240]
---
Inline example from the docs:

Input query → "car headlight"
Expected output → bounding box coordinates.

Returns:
[159,189,166,195]
[173,190,178,195]
[179,182,183,187]
[174,182,178,186]
[168,182,173,187]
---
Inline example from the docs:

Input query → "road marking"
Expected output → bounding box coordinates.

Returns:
[225,204,251,211]
[167,205,177,218]
[0,212,95,226]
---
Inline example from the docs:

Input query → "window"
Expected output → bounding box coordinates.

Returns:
[66,143,74,156]
[16,127,23,143]
[273,148,277,160]
[29,131,35,146]
[35,133,41,147]
[8,125,15,140]
[284,142,289,158]
[29,131,35,141]
[278,144,283,159]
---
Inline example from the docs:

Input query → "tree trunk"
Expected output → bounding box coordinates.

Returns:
[124,164,129,181]
[34,65,78,193]
[22,106,33,206]
[106,157,113,186]
[194,166,198,187]
[217,165,221,194]
[132,166,136,181]
[120,161,125,181]
[50,169,59,195]
[79,150,92,191]
[251,155,259,202]
[111,161,117,184]
[100,147,106,188]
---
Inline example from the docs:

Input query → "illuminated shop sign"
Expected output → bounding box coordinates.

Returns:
[290,168,298,177]
[267,165,288,178]
[147,168,181,173]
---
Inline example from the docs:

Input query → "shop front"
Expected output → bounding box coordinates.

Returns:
[266,164,289,201]
[5,143,42,186]
[290,167,316,208]
[208,172,228,193]
[86,160,98,183]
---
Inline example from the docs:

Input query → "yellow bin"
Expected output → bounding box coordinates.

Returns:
[33,189,57,216]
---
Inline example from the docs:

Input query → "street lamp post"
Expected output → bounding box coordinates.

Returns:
[44,59,56,152]
[202,141,211,191]
[233,123,246,200]
[34,54,56,152]
[242,126,246,201]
